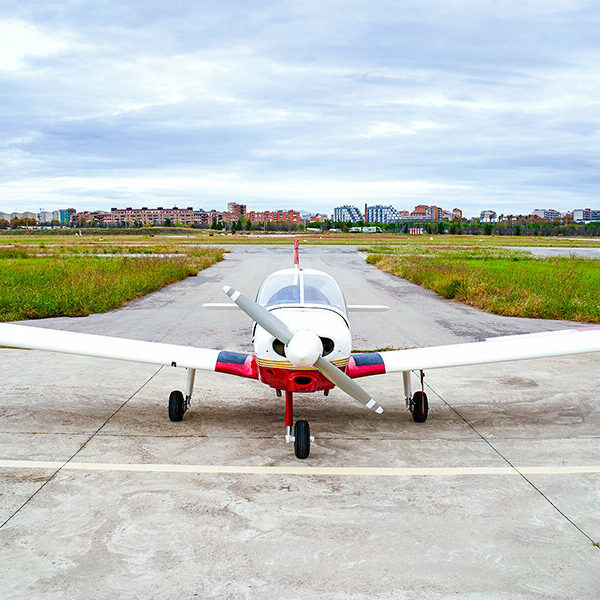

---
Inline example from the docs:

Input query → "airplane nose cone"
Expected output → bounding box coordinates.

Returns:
[285,330,323,367]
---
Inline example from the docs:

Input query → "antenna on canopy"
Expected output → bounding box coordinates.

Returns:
[293,239,299,268]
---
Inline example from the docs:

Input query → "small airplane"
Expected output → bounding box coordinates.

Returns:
[1,241,599,459]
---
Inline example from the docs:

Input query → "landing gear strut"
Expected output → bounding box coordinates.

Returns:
[285,391,313,459]
[168,368,196,422]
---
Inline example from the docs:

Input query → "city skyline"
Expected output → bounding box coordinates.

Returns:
[4,201,597,227]
[1,2,599,215]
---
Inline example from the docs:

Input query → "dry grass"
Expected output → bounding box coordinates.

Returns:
[367,247,600,323]
[1,230,600,250]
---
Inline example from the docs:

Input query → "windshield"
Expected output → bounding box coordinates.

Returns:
[256,271,347,313]
[257,273,301,306]
[302,273,346,312]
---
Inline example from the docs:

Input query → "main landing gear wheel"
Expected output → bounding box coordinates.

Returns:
[411,391,429,423]
[294,420,310,459]
[168,390,185,422]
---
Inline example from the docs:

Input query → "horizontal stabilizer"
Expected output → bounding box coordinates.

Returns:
[202,303,240,310]
[346,305,389,312]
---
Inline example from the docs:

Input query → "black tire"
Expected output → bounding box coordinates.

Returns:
[294,420,310,459]
[168,390,185,422]
[411,391,429,423]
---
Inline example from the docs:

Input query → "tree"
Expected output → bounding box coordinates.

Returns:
[10,217,37,228]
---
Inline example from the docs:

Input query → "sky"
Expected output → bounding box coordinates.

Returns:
[1,1,599,217]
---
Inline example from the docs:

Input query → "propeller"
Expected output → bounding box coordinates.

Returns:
[223,285,383,414]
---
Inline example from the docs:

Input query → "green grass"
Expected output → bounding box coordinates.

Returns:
[366,246,600,323]
[0,248,224,322]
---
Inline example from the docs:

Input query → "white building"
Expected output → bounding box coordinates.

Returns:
[37,210,60,224]
[333,205,362,222]
[480,210,497,223]
[366,205,406,223]
[532,208,562,220]
[573,208,600,222]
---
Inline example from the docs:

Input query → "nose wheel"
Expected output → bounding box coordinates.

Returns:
[293,420,311,459]
[284,391,313,459]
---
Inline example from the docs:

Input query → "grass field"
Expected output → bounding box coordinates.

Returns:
[1,231,599,323]
[1,230,600,251]
[365,245,600,323]
[0,247,224,322]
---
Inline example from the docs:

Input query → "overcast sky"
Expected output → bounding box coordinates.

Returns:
[1,1,599,217]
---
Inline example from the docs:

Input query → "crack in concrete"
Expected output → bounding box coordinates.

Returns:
[423,375,600,549]
[0,366,163,530]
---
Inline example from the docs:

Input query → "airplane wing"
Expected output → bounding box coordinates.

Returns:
[347,327,600,377]
[0,323,258,379]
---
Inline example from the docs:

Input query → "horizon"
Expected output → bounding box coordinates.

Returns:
[1,2,599,215]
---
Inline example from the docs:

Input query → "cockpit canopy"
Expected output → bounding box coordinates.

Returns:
[256,269,347,313]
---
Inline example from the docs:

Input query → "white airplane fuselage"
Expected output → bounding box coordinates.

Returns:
[251,268,353,393]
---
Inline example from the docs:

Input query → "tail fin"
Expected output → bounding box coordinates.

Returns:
[293,239,299,268]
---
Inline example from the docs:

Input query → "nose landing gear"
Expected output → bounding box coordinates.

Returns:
[284,391,314,459]
[293,420,311,459]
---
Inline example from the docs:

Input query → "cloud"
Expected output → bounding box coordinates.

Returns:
[362,121,445,137]
[0,18,73,71]
[1,2,599,217]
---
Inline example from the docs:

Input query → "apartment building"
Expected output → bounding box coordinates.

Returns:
[573,208,600,222]
[247,210,301,224]
[333,205,363,222]
[366,205,406,223]
[227,203,247,219]
[532,208,562,220]
[108,206,195,226]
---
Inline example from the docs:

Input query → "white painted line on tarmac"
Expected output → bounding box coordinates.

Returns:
[1,459,600,477]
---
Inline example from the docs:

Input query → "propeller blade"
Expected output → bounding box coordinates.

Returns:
[223,285,294,345]
[315,356,383,414]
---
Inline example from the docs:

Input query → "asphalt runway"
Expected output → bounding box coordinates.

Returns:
[508,246,600,258]
[1,245,599,598]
